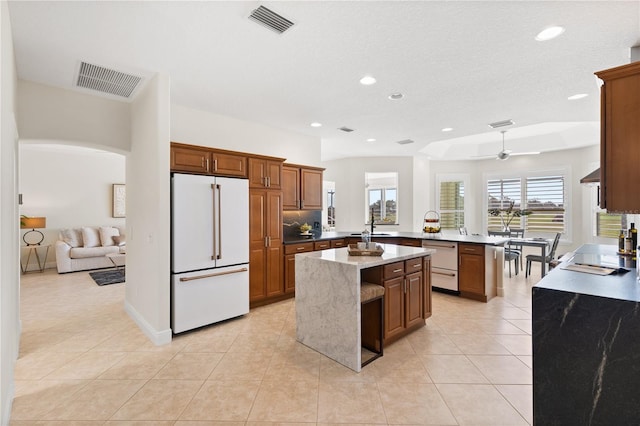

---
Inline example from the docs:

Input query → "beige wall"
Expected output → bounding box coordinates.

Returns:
[1,1,20,423]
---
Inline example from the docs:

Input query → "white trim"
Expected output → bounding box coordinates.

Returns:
[124,300,172,345]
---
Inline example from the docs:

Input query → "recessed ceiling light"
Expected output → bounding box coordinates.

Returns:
[360,75,377,85]
[535,26,565,41]
[388,93,403,100]
[441,127,453,132]
[568,93,588,100]
[310,122,322,127]
[366,138,376,142]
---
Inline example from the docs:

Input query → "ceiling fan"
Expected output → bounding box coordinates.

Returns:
[472,130,541,160]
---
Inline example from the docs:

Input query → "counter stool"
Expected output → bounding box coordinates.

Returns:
[360,282,385,367]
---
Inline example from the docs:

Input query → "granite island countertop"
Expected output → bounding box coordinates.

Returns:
[284,231,509,246]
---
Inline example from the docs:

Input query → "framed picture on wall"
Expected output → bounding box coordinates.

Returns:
[112,184,126,218]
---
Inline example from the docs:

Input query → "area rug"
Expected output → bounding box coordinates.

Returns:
[89,269,125,286]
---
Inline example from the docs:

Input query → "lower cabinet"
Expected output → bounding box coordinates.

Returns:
[458,243,486,301]
[284,242,314,294]
[362,256,428,344]
[423,257,432,319]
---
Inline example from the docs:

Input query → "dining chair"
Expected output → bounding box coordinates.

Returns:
[525,233,561,278]
[488,230,520,277]
[509,228,525,270]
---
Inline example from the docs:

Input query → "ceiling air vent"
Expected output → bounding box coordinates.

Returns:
[76,62,142,98]
[249,5,294,34]
[338,126,355,132]
[396,139,415,145]
[488,119,515,129]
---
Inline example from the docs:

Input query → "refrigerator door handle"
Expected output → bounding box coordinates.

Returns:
[215,183,222,260]
[179,267,249,282]
[211,184,217,260]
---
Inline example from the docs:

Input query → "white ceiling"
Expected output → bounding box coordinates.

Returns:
[7,1,640,161]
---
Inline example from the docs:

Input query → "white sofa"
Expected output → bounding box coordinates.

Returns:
[55,226,126,273]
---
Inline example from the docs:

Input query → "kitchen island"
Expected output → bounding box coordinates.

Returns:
[533,244,640,425]
[295,244,435,372]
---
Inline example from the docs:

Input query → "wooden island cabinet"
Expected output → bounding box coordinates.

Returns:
[595,61,640,212]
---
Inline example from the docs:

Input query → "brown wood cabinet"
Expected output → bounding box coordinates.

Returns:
[211,151,247,177]
[362,256,427,344]
[282,164,324,210]
[595,62,640,212]
[170,143,248,178]
[423,257,432,319]
[249,189,283,304]
[458,243,486,301]
[284,242,314,294]
[171,144,211,174]
[249,157,282,189]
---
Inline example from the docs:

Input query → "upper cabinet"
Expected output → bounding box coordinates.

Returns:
[171,144,212,174]
[170,143,247,178]
[248,157,283,189]
[283,164,324,210]
[595,62,640,213]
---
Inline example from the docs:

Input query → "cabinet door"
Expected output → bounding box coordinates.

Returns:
[301,168,323,210]
[249,158,282,189]
[331,239,346,248]
[405,271,423,328]
[265,191,283,296]
[384,277,405,340]
[284,254,296,293]
[212,152,247,177]
[282,166,300,210]
[249,190,267,301]
[422,257,432,319]
[459,253,485,295]
[171,146,211,174]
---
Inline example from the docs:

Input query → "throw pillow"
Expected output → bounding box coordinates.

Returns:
[99,226,120,247]
[112,235,126,247]
[59,228,83,247]
[82,227,101,248]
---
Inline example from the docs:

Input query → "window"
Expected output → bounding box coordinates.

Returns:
[487,174,566,233]
[597,212,626,238]
[365,172,398,224]
[439,181,465,229]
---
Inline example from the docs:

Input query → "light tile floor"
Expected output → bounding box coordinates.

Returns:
[11,263,541,425]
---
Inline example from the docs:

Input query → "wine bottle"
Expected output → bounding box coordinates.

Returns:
[619,229,626,253]
[631,223,638,254]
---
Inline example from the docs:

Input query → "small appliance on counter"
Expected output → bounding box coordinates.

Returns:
[170,173,249,333]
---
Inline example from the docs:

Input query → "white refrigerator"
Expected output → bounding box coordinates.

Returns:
[171,173,249,333]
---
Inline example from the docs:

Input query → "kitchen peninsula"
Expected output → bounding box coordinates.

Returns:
[295,244,435,372]
[533,244,640,424]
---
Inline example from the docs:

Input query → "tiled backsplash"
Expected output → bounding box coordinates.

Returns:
[283,210,322,241]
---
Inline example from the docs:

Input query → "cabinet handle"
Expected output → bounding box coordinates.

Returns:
[433,271,456,277]
[393,269,403,273]
[404,279,407,294]
[296,247,305,251]
[412,264,421,268]
[265,237,269,247]
[423,244,456,249]
[213,159,218,171]
[463,247,475,251]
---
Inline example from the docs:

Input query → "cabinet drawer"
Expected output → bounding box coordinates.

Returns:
[285,242,314,255]
[383,261,405,279]
[331,239,347,248]
[422,241,458,270]
[431,267,458,292]
[405,258,423,272]
[459,243,484,256]
[314,241,332,251]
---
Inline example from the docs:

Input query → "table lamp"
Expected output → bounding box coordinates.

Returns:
[21,217,46,246]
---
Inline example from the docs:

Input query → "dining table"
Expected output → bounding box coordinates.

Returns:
[508,237,551,277]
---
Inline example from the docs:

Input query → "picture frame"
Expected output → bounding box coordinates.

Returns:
[112,184,126,218]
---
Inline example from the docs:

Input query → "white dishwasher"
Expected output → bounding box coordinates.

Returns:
[422,240,458,292]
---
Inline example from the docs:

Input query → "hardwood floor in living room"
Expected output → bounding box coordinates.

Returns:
[11,261,540,424]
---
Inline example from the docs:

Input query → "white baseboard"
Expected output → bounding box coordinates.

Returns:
[124,300,172,346]
[2,376,15,426]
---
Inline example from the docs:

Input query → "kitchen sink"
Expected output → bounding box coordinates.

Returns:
[350,232,390,236]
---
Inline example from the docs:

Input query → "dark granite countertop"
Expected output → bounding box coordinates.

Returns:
[534,243,640,302]
[283,231,508,246]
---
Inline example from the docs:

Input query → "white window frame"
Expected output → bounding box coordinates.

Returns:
[435,173,469,231]
[365,172,399,225]
[484,167,571,242]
